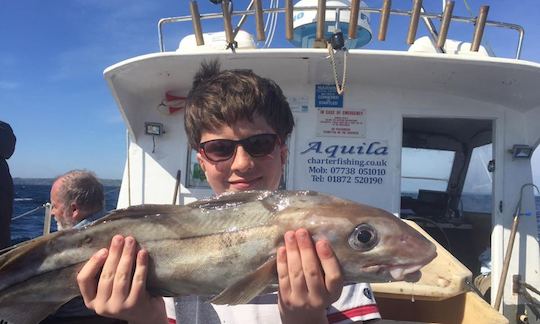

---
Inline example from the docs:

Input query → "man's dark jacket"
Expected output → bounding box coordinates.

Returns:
[0,121,16,249]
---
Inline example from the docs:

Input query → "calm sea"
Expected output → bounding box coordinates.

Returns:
[11,183,120,244]
[9,183,540,244]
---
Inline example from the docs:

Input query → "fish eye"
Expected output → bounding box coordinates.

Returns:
[348,224,378,251]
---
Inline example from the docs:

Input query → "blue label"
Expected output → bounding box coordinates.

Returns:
[315,84,343,108]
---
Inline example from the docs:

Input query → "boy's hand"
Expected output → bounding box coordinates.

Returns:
[277,229,344,324]
[77,235,167,324]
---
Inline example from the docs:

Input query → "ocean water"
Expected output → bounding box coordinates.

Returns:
[8,183,540,244]
[10,183,120,244]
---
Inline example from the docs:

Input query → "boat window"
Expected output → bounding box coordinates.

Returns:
[401,148,455,197]
[462,144,493,213]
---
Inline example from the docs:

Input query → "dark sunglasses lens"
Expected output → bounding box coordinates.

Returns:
[244,134,278,156]
[203,140,235,161]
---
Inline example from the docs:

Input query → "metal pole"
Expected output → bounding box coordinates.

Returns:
[42,203,51,235]
[437,0,454,49]
[407,0,422,45]
[316,0,326,43]
[172,170,181,205]
[222,0,234,44]
[190,1,204,46]
[254,0,265,41]
[471,5,489,52]
[126,129,131,207]
[378,0,391,41]
[232,0,254,39]
[349,0,360,39]
[418,4,444,52]
[285,0,294,40]
[494,184,540,310]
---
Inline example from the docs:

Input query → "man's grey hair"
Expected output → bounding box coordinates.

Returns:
[55,170,104,214]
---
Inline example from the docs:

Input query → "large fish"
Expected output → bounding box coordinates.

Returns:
[0,190,436,323]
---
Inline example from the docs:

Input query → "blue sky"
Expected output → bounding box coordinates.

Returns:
[1,0,539,184]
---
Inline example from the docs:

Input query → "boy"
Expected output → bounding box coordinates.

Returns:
[77,61,380,323]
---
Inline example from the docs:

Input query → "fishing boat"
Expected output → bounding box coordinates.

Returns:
[103,1,539,323]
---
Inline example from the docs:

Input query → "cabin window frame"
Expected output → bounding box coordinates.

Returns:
[401,147,456,196]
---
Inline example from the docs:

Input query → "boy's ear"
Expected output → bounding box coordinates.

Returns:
[196,152,207,172]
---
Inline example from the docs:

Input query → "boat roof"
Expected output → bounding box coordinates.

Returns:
[100,1,540,163]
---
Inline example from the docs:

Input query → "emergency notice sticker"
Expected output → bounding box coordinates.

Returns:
[317,108,366,137]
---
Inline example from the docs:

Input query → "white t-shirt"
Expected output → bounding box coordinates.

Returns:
[165,283,380,324]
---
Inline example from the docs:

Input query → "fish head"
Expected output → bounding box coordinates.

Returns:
[298,195,437,283]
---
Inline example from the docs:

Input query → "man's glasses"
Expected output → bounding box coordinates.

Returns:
[199,133,280,162]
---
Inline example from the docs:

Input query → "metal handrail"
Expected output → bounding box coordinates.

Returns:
[0,203,49,254]
[10,204,46,221]
[11,203,52,236]
[8,189,118,246]
[157,4,524,59]
[42,202,52,235]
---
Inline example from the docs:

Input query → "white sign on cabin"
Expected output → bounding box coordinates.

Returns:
[295,137,390,206]
[317,108,366,137]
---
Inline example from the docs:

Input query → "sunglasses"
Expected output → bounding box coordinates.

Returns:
[199,133,280,162]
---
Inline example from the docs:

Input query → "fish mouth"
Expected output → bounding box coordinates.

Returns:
[362,263,426,282]
[373,245,438,282]
[387,264,424,282]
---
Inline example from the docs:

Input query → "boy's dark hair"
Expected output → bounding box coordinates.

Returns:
[185,60,294,149]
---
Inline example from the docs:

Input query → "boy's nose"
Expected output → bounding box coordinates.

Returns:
[231,145,254,172]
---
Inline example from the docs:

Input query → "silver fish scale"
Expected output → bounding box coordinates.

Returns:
[145,224,280,296]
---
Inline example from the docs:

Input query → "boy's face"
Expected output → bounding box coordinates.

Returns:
[196,115,287,194]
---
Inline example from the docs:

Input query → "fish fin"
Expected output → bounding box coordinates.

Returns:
[101,192,273,222]
[95,204,189,223]
[91,192,285,238]
[210,257,277,305]
[0,302,61,324]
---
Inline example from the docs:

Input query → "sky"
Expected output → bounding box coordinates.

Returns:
[1,0,539,184]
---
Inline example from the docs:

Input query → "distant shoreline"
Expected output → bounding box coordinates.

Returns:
[10,178,539,196]
[13,177,121,187]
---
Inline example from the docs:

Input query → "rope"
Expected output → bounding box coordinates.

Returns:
[327,43,348,95]
[11,204,46,221]
[465,278,484,297]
